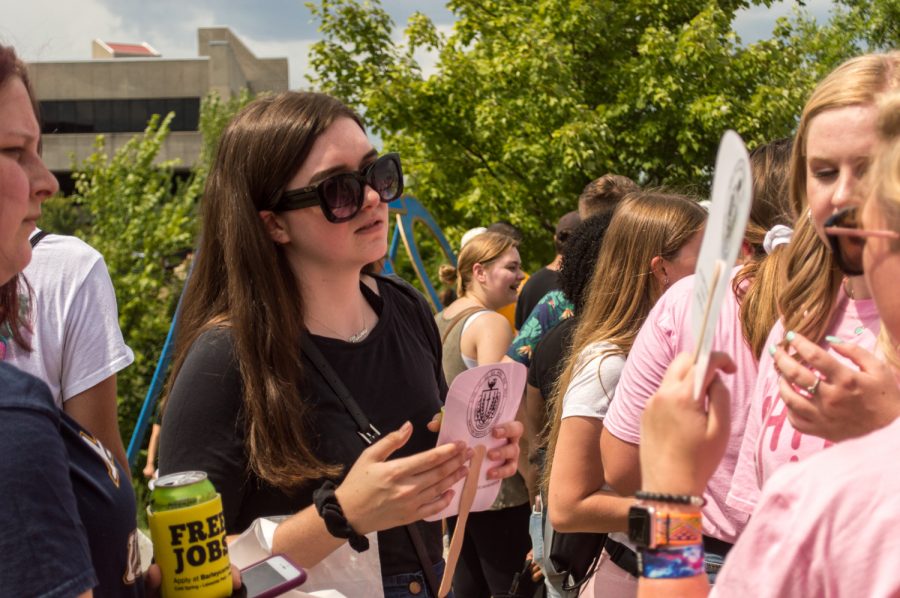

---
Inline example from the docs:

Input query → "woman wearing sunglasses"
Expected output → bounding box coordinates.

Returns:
[632,88,900,598]
[727,52,900,518]
[157,92,523,597]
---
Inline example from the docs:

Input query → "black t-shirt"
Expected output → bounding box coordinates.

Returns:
[515,267,561,329]
[527,316,577,403]
[159,276,447,577]
[0,363,142,597]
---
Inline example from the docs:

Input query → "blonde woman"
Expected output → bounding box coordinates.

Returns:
[727,52,900,515]
[599,138,794,581]
[633,88,900,598]
[545,191,706,596]
[435,230,535,597]
[437,231,525,377]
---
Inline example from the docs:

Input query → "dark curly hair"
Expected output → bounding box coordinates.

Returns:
[558,212,615,312]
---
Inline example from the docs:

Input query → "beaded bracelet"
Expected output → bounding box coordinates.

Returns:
[635,491,706,507]
[638,545,705,579]
[313,481,370,552]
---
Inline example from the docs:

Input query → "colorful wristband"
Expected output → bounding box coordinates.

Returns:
[638,545,705,579]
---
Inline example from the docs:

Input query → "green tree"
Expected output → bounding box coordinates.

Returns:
[306,0,895,269]
[41,91,253,461]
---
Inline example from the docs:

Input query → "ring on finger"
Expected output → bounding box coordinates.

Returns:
[806,376,821,397]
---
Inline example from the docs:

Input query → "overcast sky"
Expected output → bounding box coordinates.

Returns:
[2,0,832,89]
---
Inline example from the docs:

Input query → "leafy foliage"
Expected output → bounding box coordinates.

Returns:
[306,0,896,269]
[39,92,253,483]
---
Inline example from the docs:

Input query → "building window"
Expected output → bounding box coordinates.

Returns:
[40,97,201,134]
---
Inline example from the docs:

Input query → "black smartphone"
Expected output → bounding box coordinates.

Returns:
[236,554,307,598]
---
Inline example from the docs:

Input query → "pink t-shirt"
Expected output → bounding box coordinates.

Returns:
[603,268,755,543]
[727,291,879,515]
[712,415,900,597]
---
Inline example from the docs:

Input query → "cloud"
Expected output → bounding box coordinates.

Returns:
[4,0,840,89]
[1,0,126,60]
[91,0,318,42]
[2,0,457,88]
[733,0,835,44]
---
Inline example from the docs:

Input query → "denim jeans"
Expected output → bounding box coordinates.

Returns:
[383,560,452,598]
[705,550,725,585]
[529,495,578,598]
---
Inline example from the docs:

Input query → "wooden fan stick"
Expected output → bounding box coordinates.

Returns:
[439,445,486,598]
[692,260,723,364]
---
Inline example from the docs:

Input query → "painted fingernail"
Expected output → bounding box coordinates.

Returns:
[826,335,844,344]
[768,344,776,356]
[785,331,796,342]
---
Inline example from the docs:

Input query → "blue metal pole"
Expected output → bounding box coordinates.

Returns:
[125,285,185,467]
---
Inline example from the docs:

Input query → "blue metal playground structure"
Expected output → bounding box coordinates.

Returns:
[126,195,457,466]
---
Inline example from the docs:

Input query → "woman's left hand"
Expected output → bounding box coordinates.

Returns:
[427,411,523,480]
[774,332,900,442]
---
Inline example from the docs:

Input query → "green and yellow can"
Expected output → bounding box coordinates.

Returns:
[148,471,232,597]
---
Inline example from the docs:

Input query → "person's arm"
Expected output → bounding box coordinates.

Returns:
[548,353,633,532]
[601,295,678,494]
[143,422,161,479]
[466,311,515,365]
[273,423,469,566]
[64,375,130,480]
[548,416,633,532]
[635,352,735,598]
[599,430,641,496]
[58,253,133,476]
[520,383,544,501]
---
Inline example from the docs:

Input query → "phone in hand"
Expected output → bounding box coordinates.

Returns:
[238,554,307,598]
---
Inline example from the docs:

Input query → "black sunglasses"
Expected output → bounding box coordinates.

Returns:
[274,152,403,222]
[824,207,900,276]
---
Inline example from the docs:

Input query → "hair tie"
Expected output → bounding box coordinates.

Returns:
[460,227,487,250]
[763,225,793,255]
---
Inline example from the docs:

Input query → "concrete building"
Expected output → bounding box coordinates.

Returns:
[28,27,289,184]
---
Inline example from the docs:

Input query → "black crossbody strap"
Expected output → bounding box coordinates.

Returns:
[299,332,440,597]
[300,334,381,445]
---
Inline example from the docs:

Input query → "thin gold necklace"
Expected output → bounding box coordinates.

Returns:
[308,302,369,343]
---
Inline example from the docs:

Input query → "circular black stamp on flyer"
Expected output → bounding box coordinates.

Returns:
[467,368,508,438]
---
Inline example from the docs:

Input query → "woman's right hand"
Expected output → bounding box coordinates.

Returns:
[335,421,471,534]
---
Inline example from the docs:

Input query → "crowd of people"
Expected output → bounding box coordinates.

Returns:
[1,36,900,598]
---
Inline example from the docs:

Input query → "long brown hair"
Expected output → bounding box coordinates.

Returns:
[780,52,900,343]
[731,138,794,359]
[0,44,38,351]
[164,92,363,487]
[542,191,707,488]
